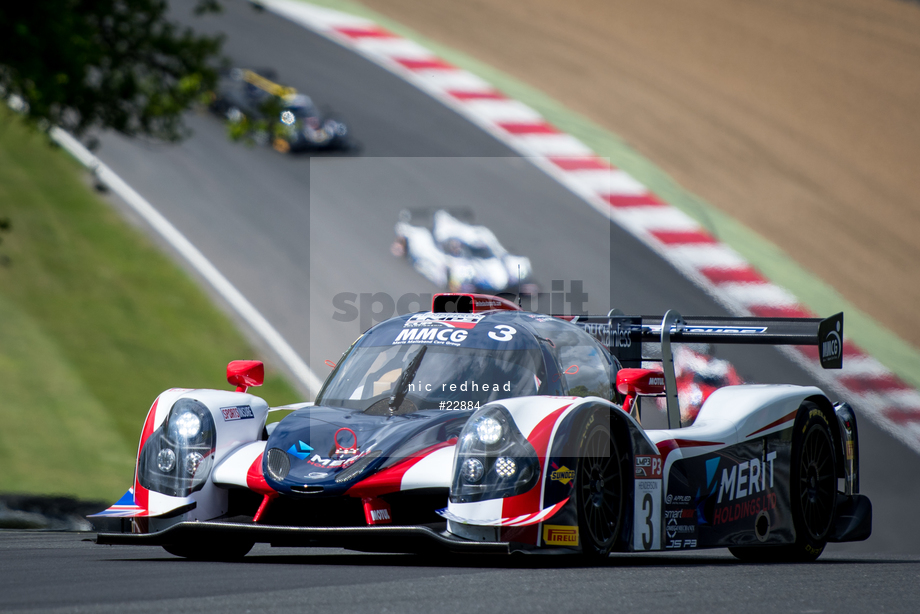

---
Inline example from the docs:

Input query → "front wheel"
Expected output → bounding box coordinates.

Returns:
[576,414,625,561]
[730,402,837,563]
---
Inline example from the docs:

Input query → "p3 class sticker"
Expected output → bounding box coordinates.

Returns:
[634,478,662,551]
[635,455,663,478]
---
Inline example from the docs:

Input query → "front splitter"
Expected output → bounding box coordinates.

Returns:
[96,521,511,554]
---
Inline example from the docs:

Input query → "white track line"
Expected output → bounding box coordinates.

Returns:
[50,127,324,397]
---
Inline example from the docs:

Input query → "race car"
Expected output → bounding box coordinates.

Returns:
[92,293,870,562]
[209,68,353,153]
[392,210,537,295]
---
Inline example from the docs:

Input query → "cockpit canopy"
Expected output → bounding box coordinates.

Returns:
[315,311,618,414]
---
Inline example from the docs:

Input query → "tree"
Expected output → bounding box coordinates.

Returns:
[0,0,224,142]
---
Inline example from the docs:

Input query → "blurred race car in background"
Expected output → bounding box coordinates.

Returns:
[663,345,745,426]
[392,209,538,295]
[209,68,353,153]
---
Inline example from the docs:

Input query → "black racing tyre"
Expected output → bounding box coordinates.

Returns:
[576,413,625,561]
[162,540,254,561]
[730,401,837,563]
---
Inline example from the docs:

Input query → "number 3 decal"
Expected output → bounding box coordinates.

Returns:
[641,493,654,550]
[488,325,517,342]
[633,478,661,551]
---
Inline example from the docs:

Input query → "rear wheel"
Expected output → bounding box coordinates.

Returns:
[730,402,837,562]
[576,414,625,561]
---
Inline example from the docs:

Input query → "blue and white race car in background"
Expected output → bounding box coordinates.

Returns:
[393,210,537,295]
[92,293,870,562]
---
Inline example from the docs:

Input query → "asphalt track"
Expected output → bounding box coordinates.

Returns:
[6,0,920,611]
[2,531,919,614]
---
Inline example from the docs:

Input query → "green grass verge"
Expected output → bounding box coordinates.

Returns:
[0,112,300,502]
[294,0,920,390]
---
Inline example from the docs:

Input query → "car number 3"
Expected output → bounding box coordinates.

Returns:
[488,325,517,342]
[641,493,654,550]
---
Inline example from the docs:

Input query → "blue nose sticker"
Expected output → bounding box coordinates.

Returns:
[288,440,313,460]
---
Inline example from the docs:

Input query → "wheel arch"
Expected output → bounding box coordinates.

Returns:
[544,399,657,551]
[804,394,845,480]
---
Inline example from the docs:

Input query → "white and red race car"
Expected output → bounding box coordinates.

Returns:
[93,293,869,562]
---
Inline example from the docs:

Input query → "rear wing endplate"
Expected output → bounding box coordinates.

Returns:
[564,310,843,429]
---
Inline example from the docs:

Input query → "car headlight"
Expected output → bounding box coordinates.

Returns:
[173,412,201,440]
[157,448,176,473]
[184,451,205,477]
[476,417,503,445]
[461,458,485,483]
[494,457,516,478]
[138,398,216,497]
[450,405,539,503]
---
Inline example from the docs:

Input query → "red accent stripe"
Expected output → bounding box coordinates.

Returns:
[246,453,277,496]
[133,398,159,512]
[604,193,666,208]
[346,439,456,498]
[746,409,798,438]
[548,156,613,171]
[501,405,571,518]
[333,26,396,39]
[748,305,815,319]
[650,230,718,245]
[698,266,768,285]
[252,494,276,523]
[394,57,455,70]
[496,122,560,135]
[839,374,912,394]
[448,90,507,100]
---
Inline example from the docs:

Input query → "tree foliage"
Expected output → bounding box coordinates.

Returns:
[0,0,224,141]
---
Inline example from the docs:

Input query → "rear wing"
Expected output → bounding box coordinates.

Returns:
[563,310,843,428]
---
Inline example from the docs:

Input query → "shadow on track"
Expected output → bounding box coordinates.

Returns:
[113,550,920,570]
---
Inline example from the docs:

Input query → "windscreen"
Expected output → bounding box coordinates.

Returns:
[467,244,494,259]
[316,343,546,414]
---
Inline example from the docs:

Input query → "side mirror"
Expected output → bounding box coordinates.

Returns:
[227,360,264,392]
[615,368,666,419]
